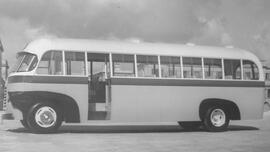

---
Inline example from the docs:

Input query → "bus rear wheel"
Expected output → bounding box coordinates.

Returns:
[178,121,202,130]
[203,106,229,132]
[26,103,63,134]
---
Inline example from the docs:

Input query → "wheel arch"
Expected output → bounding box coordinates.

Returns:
[9,91,80,123]
[199,98,241,121]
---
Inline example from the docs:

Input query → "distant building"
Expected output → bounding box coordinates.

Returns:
[264,66,270,85]
[264,66,270,111]
[1,60,8,79]
[0,39,4,110]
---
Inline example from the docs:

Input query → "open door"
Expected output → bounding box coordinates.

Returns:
[87,53,111,120]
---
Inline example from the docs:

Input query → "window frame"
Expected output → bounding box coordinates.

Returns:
[35,50,260,81]
[64,51,87,76]
[181,56,203,79]
[10,52,38,73]
[223,58,242,80]
[111,53,136,77]
[36,50,89,77]
[136,54,160,78]
[108,53,261,81]
[36,50,64,76]
[203,57,223,80]
[87,52,110,80]
[242,59,260,81]
[159,55,182,78]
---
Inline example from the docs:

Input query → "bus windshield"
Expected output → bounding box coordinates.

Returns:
[10,52,38,73]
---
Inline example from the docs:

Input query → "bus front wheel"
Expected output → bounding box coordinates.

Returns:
[203,106,229,132]
[26,103,63,133]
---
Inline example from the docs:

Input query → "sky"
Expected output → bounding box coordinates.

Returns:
[0,0,270,66]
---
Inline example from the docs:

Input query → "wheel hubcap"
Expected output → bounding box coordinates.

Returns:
[35,106,57,128]
[210,109,226,127]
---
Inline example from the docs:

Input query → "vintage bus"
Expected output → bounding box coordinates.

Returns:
[4,38,265,133]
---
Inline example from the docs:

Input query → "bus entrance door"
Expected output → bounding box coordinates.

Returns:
[87,53,111,120]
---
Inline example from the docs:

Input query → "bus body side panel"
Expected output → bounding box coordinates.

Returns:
[8,82,88,123]
[109,85,264,122]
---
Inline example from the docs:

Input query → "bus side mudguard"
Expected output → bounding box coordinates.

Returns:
[199,98,241,121]
[9,91,80,123]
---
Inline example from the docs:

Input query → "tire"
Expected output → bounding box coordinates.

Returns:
[178,121,202,130]
[26,103,63,134]
[20,119,29,129]
[203,106,229,132]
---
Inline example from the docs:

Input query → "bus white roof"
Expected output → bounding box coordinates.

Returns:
[23,38,260,62]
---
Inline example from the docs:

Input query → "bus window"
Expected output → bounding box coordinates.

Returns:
[243,60,259,80]
[224,59,241,80]
[204,58,222,79]
[17,55,37,72]
[87,53,109,80]
[10,52,37,73]
[182,57,202,79]
[37,50,63,75]
[87,53,109,119]
[112,54,135,77]
[28,57,38,71]
[160,56,181,78]
[137,55,159,77]
[65,52,86,76]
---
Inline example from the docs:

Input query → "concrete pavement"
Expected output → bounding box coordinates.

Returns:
[0,112,270,152]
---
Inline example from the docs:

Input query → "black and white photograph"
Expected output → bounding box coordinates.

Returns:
[0,0,270,151]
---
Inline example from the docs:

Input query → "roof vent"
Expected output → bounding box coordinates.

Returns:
[186,43,195,46]
[225,45,234,49]
[126,38,141,43]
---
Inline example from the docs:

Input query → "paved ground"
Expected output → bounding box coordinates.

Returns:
[1,113,270,152]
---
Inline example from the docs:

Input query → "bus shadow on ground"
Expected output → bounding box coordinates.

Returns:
[7,125,259,134]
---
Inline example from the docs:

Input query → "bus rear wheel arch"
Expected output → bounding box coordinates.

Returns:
[199,99,240,121]
[199,99,240,132]
[26,102,63,134]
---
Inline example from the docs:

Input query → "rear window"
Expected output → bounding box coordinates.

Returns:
[243,60,259,80]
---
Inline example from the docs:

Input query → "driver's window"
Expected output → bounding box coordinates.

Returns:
[37,50,63,75]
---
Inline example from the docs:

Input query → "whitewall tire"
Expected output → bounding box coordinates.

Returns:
[203,106,229,132]
[26,103,63,133]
